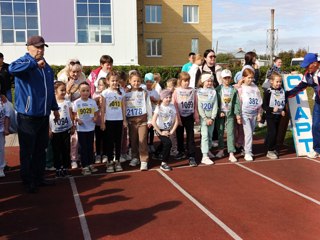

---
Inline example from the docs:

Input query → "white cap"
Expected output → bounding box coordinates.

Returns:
[221,69,232,78]
[200,73,213,83]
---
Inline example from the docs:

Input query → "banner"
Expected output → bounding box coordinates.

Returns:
[283,74,313,156]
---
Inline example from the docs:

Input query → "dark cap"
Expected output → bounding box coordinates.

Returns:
[26,35,48,47]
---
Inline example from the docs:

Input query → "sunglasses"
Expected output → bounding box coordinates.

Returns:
[208,55,216,59]
[69,61,81,65]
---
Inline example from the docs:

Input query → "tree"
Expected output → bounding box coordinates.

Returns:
[278,50,294,67]
[216,53,235,63]
[295,48,307,58]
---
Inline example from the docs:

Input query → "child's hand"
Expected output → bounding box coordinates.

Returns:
[48,130,53,139]
[220,112,225,118]
[147,123,153,129]
[161,130,170,137]
[77,119,83,125]
[206,119,213,126]
[236,115,242,124]
[257,114,261,122]
[194,117,199,125]
[281,111,286,117]
[273,106,279,113]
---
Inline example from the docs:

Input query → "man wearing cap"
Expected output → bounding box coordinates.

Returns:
[0,52,14,102]
[286,53,320,158]
[9,35,59,193]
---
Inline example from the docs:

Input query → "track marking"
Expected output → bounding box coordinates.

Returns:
[69,177,92,240]
[304,157,320,163]
[157,169,242,240]
[235,163,320,206]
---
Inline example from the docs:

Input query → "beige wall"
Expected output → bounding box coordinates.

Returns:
[137,0,212,66]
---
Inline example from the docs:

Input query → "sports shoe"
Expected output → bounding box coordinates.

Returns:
[307,151,319,159]
[212,141,218,147]
[266,151,278,159]
[106,161,115,173]
[89,165,98,173]
[102,155,108,163]
[95,155,101,164]
[189,157,197,167]
[201,156,214,165]
[82,167,91,176]
[114,161,123,172]
[174,152,186,160]
[0,168,5,177]
[229,155,238,163]
[129,158,140,167]
[244,154,253,161]
[45,166,56,171]
[160,163,172,171]
[140,161,148,171]
[215,150,224,158]
[120,154,130,162]
[71,161,78,169]
[207,151,215,159]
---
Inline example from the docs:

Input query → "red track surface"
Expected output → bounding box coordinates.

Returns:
[1,139,320,239]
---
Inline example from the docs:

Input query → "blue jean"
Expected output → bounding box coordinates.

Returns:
[312,103,320,153]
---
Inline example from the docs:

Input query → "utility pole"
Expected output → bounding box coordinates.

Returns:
[266,9,278,65]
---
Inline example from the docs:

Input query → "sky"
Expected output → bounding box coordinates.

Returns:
[212,0,320,55]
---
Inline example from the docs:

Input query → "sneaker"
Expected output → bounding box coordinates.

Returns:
[201,156,214,165]
[120,154,131,162]
[207,151,215,159]
[102,155,108,163]
[82,167,91,176]
[174,152,186,160]
[266,151,278,159]
[244,154,253,161]
[229,155,238,163]
[114,161,123,172]
[95,155,101,164]
[215,150,224,158]
[106,161,115,173]
[307,151,319,159]
[89,165,98,173]
[140,161,148,171]
[45,166,56,171]
[212,141,218,147]
[129,158,140,167]
[0,168,5,177]
[71,161,78,169]
[189,157,197,167]
[160,163,172,171]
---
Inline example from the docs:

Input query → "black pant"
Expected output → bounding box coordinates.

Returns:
[147,126,154,145]
[157,135,172,162]
[17,113,49,185]
[95,126,105,156]
[52,129,71,169]
[77,131,95,167]
[265,114,281,151]
[105,120,123,161]
[176,115,195,157]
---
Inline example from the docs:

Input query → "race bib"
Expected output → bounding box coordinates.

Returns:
[126,91,147,117]
[176,88,195,116]
[269,89,285,111]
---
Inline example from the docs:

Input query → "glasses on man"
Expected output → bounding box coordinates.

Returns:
[69,61,81,65]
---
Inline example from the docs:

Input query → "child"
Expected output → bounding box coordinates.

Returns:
[237,68,262,161]
[125,71,152,170]
[92,77,107,164]
[172,72,199,167]
[188,54,203,88]
[101,71,127,172]
[197,73,218,165]
[73,82,99,175]
[166,78,178,156]
[49,81,75,177]
[153,73,162,94]
[263,72,286,159]
[0,94,10,177]
[215,69,241,162]
[152,89,179,171]
[145,73,160,153]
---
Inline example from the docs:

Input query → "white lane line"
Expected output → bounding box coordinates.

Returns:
[304,157,320,163]
[235,163,320,206]
[69,177,92,240]
[157,170,242,240]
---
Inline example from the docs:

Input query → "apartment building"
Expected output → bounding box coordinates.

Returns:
[137,0,212,66]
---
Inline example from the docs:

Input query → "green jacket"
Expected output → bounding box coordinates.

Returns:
[215,85,241,117]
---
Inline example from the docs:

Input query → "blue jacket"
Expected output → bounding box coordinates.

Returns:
[9,53,58,116]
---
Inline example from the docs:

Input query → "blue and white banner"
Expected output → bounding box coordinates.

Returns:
[283,74,313,156]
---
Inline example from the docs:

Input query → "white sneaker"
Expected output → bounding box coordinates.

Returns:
[71,161,78,169]
[201,156,214,165]
[212,141,218,147]
[0,169,5,177]
[114,161,123,172]
[129,158,140,167]
[127,148,132,159]
[244,154,253,161]
[140,161,148,171]
[95,155,101,164]
[208,151,215,159]
[229,155,238,163]
[45,166,56,171]
[307,151,319,159]
[106,161,115,173]
[215,150,224,158]
[81,167,91,176]
[266,151,278,159]
[120,154,130,163]
[102,155,108,163]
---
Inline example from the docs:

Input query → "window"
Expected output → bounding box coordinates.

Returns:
[76,0,112,44]
[183,5,198,23]
[146,39,162,57]
[0,0,39,43]
[145,5,161,23]
[191,38,199,53]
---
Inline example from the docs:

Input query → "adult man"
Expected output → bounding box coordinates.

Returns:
[181,52,195,72]
[9,35,59,193]
[0,52,13,102]
[286,53,320,158]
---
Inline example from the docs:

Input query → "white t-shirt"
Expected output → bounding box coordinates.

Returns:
[175,87,195,117]
[73,98,98,132]
[155,83,162,94]
[154,103,176,130]
[50,100,73,133]
[102,89,124,121]
[147,89,160,112]
[0,100,10,132]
